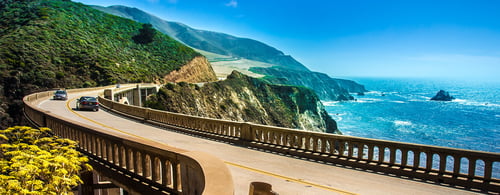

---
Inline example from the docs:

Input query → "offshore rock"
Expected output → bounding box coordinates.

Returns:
[145,71,341,134]
[431,90,455,101]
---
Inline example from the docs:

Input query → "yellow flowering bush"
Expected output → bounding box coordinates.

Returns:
[0,126,92,194]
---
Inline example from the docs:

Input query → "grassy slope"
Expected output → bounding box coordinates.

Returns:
[0,0,200,128]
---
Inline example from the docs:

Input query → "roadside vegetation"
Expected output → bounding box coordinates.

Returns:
[0,126,91,194]
[0,0,200,128]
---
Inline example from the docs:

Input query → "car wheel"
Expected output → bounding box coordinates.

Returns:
[93,107,99,112]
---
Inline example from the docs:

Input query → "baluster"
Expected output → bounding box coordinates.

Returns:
[468,158,476,180]
[162,159,170,187]
[401,149,408,167]
[389,148,396,165]
[321,138,327,153]
[126,148,133,171]
[413,151,421,170]
[339,141,346,157]
[439,154,447,175]
[143,154,150,179]
[312,137,318,152]
[378,146,385,163]
[303,136,309,151]
[483,160,492,184]
[347,142,354,158]
[453,155,461,177]
[134,151,141,175]
[426,152,433,172]
[367,144,374,162]
[152,157,161,183]
[357,144,363,160]
[173,162,181,191]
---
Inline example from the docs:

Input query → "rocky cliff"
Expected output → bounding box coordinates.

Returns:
[250,67,367,101]
[145,71,340,134]
[163,56,218,83]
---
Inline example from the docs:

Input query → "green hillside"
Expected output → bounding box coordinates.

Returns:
[0,0,201,128]
[92,5,310,72]
[92,5,368,101]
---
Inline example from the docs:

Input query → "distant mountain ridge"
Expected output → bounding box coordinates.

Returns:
[92,5,309,71]
[93,5,367,101]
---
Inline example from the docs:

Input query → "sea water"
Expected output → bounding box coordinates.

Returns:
[325,77,500,176]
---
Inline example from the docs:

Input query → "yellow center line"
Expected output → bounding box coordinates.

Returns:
[66,95,357,195]
[66,96,145,140]
[224,161,358,195]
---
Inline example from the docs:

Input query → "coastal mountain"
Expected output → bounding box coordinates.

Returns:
[91,5,309,72]
[0,0,336,135]
[91,5,367,101]
[0,0,213,128]
[146,71,340,134]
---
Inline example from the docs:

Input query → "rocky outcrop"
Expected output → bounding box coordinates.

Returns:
[431,90,455,101]
[145,71,340,134]
[164,56,218,83]
[333,78,368,94]
[250,67,366,101]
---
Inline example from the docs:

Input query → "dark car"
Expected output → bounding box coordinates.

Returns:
[76,96,99,111]
[53,90,68,100]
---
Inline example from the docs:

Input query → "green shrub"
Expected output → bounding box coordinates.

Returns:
[0,126,92,194]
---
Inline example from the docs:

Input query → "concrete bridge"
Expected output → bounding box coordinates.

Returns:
[23,84,500,194]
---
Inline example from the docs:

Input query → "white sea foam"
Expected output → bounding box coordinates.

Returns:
[391,101,406,104]
[355,98,384,103]
[394,120,413,126]
[322,101,339,106]
[453,99,500,107]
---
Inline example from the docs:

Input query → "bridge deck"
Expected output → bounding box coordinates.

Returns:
[37,89,480,195]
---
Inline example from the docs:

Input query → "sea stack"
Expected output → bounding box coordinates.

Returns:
[431,90,455,101]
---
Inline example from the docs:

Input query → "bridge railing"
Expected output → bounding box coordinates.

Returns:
[100,89,500,193]
[23,86,234,195]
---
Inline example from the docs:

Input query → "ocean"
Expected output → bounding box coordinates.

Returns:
[325,77,500,152]
[325,77,500,177]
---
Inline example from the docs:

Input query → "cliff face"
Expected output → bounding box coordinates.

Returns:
[145,71,340,134]
[250,67,367,101]
[163,56,218,83]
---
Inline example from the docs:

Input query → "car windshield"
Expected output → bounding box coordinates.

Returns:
[80,97,96,101]
[55,90,66,94]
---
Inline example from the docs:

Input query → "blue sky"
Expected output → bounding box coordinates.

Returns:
[75,0,500,81]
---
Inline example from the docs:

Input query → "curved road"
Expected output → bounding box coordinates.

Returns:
[37,88,480,195]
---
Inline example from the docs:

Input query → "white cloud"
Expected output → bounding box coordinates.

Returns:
[225,0,238,8]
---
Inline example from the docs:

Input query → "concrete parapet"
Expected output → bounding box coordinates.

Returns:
[23,85,234,195]
[97,85,500,193]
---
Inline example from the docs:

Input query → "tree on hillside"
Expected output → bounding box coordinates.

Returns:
[0,126,92,194]
[133,23,156,44]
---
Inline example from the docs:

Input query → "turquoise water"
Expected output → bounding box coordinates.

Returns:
[325,77,500,176]
[326,78,500,152]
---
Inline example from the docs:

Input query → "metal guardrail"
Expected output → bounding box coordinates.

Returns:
[103,86,500,193]
[23,86,234,195]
